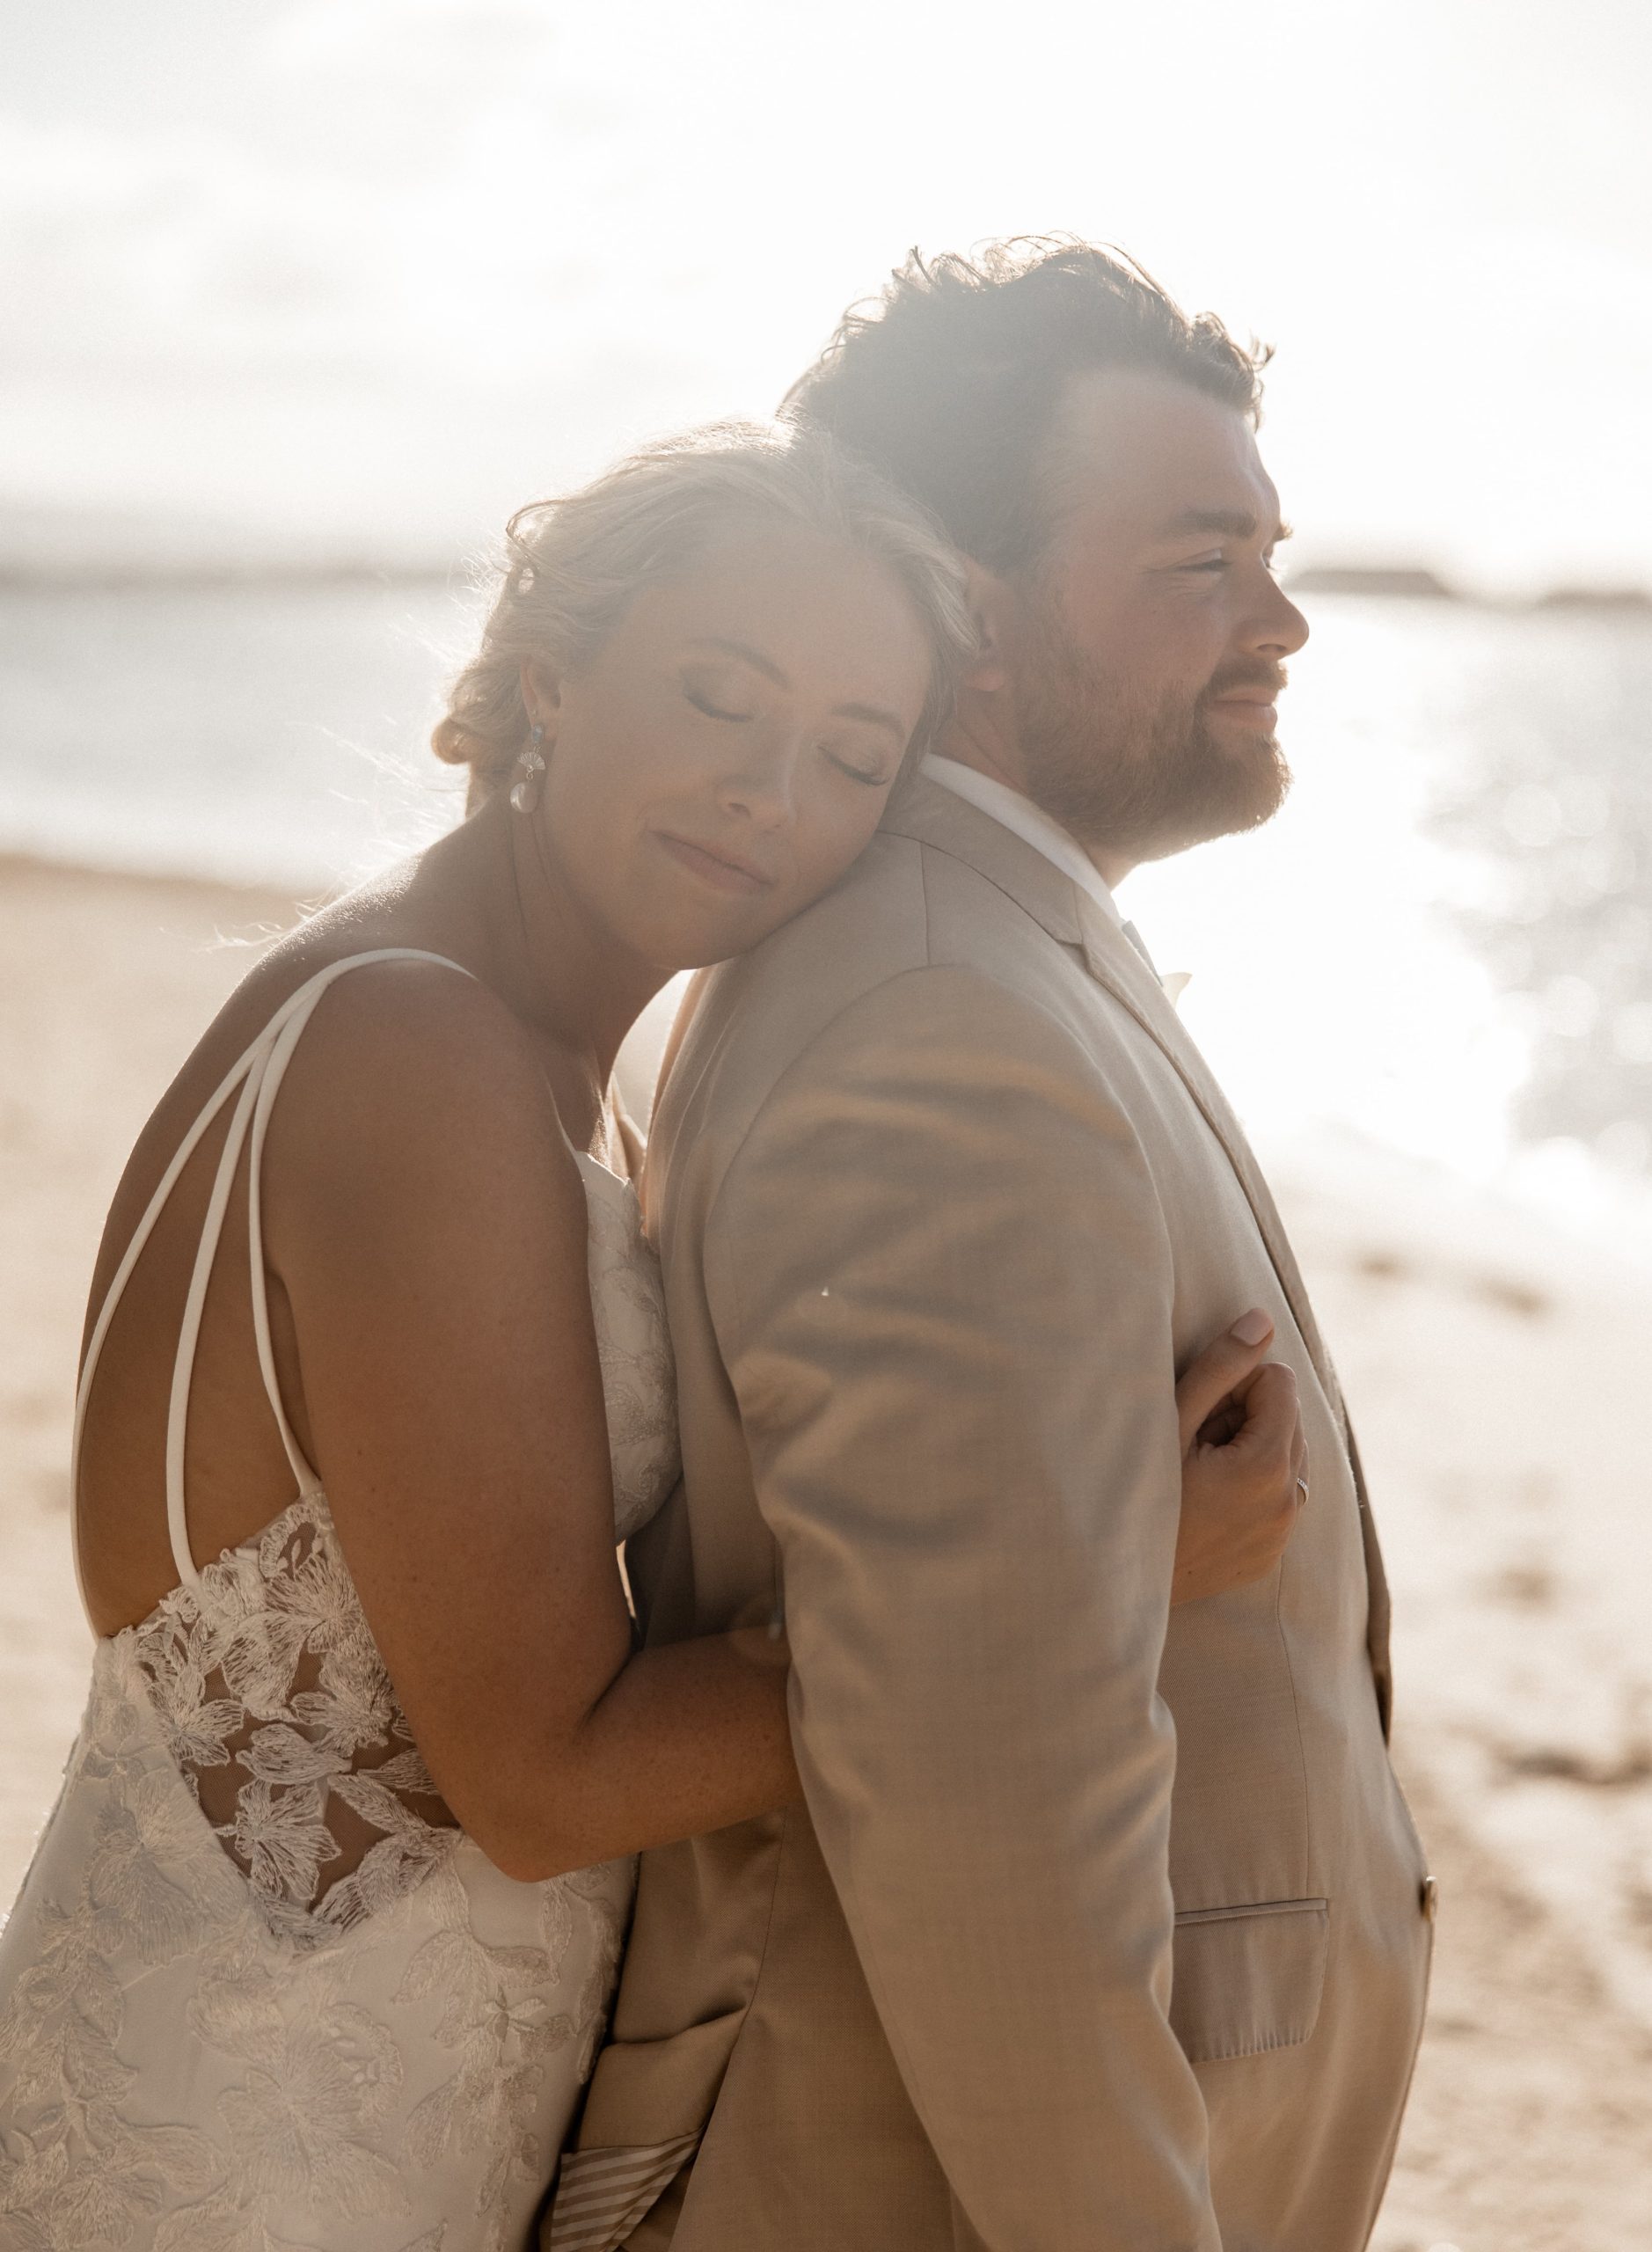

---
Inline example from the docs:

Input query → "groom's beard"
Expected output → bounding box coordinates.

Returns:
[1012,596,1292,866]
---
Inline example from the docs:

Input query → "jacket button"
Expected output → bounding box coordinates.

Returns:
[1420,1875,1438,1921]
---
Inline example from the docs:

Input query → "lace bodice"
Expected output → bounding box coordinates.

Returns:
[125,1493,450,1943]
[0,951,680,2250]
[574,1152,678,1549]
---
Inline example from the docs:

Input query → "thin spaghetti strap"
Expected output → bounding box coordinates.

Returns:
[70,1021,278,1613]
[164,1058,267,1589]
[71,947,476,1612]
[246,1000,328,1496]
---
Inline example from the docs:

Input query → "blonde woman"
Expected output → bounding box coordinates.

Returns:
[0,424,1305,2250]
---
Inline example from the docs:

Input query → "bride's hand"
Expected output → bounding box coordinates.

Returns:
[1170,1310,1306,1606]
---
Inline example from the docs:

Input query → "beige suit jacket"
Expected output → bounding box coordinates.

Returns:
[546,777,1432,2252]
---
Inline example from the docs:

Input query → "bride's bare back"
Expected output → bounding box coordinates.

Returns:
[73,905,599,1643]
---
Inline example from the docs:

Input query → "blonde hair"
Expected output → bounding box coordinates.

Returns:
[432,420,975,807]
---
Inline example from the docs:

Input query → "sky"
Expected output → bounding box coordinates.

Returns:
[4,0,1650,591]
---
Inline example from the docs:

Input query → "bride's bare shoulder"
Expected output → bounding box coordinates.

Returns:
[197,881,448,1041]
[170,867,521,1108]
[122,903,566,1252]
[265,947,558,1169]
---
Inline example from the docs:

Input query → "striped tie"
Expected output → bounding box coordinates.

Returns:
[545,2132,701,2252]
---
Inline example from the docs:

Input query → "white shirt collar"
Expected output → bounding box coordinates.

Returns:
[919,754,1122,927]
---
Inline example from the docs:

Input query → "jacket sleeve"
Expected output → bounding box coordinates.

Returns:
[704,964,1222,2251]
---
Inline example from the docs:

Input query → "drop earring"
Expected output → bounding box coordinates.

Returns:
[510,723,545,814]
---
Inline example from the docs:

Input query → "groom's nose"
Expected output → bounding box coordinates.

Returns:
[1247,571,1310,658]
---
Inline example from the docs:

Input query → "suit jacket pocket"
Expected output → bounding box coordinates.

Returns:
[1170,1897,1329,2064]
[546,2007,748,2252]
[574,2002,745,2151]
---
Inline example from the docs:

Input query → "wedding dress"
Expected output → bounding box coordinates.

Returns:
[0,951,679,2252]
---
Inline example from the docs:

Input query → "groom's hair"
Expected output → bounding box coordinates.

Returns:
[783,238,1268,576]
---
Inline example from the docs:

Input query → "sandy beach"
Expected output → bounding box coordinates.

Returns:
[3,852,1648,2248]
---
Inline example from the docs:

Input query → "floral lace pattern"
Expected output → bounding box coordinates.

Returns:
[0,1638,634,2250]
[0,1155,677,2249]
[125,1495,457,1944]
[576,1159,678,1543]
[121,1486,458,1945]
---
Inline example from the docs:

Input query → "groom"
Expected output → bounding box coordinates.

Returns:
[550,241,1432,2251]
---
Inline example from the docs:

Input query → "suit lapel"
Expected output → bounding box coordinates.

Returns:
[884,779,1340,1415]
[1066,895,1393,1709]
[1071,897,1346,1415]
[881,777,1393,1732]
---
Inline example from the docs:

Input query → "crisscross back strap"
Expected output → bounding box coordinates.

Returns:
[71,948,476,1608]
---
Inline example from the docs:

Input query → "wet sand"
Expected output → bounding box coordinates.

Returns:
[2,853,1648,2248]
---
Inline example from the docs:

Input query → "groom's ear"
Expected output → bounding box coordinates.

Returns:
[519,654,565,741]
[959,559,1013,695]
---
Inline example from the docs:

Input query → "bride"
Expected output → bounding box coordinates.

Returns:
[0,423,1307,2251]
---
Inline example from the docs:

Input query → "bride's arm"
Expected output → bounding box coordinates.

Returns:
[265,967,1306,1884]
[265,965,798,1883]
[547,1317,1309,1868]
[516,1320,1306,1876]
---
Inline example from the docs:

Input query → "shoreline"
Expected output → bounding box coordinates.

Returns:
[11,844,1652,1262]
[4,562,1649,614]
[0,844,346,912]
[0,845,317,906]
[3,855,1649,2244]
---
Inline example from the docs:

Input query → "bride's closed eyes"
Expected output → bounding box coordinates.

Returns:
[681,669,755,724]
[677,664,896,788]
[819,738,894,787]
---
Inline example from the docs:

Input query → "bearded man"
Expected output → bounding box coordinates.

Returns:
[552,239,1433,2252]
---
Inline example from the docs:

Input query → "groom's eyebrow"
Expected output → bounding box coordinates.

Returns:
[1156,508,1293,547]
[690,640,905,736]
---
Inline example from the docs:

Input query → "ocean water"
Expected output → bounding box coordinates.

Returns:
[2,580,1649,1222]
[0,579,475,891]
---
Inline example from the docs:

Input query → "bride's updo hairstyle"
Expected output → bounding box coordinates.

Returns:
[433,420,975,809]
